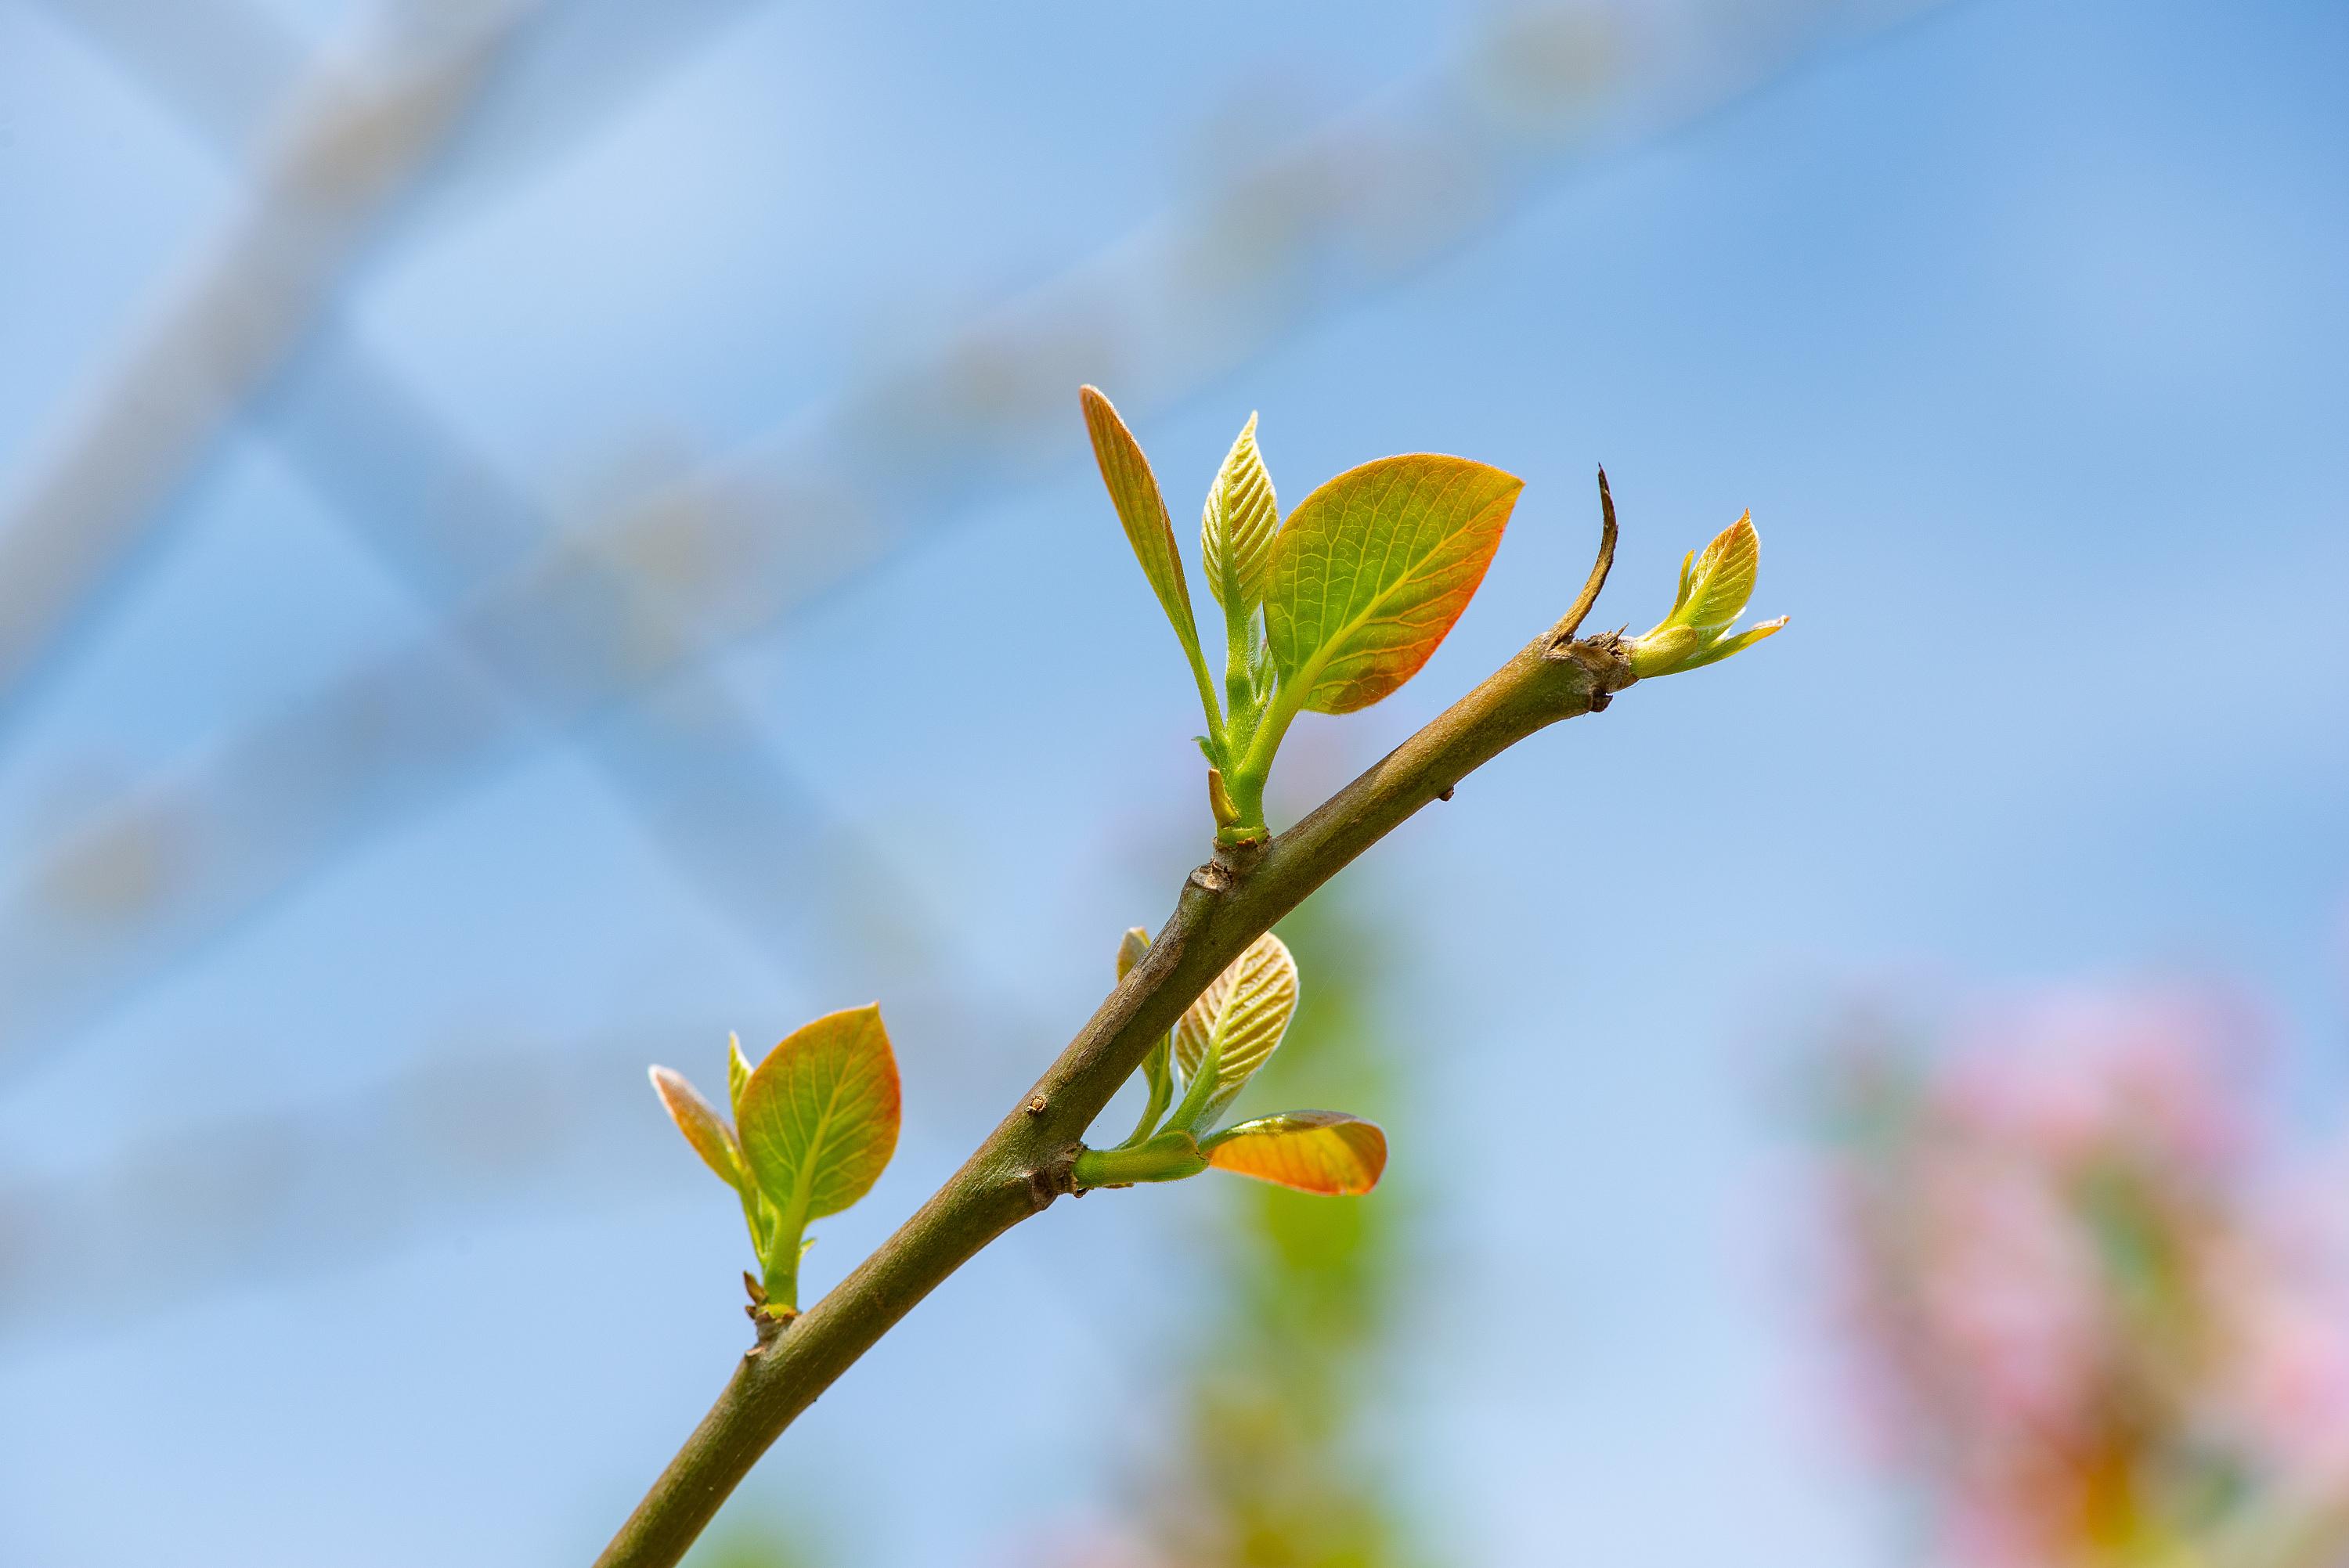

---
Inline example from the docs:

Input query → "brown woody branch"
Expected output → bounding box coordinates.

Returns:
[592,517,1637,1568]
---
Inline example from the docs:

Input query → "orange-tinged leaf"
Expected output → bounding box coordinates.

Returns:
[1082,386,1206,669]
[1204,1110,1387,1195]
[649,1065,747,1191]
[1173,932,1299,1130]
[1265,455,1522,713]
[736,1004,901,1224]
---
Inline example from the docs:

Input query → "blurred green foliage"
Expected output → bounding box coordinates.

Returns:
[1130,893,1429,1568]
[683,1520,821,1568]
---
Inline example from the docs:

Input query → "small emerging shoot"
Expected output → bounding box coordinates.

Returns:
[1084,387,1522,845]
[1625,509,1786,678]
[1073,929,1389,1198]
[650,1005,901,1318]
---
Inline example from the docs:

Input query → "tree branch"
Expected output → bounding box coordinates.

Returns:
[592,579,1637,1568]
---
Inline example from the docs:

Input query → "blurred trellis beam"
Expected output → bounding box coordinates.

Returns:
[28,0,301,157]
[0,0,1957,1076]
[0,0,1965,1336]
[0,0,785,710]
[0,1021,1154,1417]
[6,0,1000,1050]
[32,0,781,180]
[0,1024,738,1338]
[0,0,540,737]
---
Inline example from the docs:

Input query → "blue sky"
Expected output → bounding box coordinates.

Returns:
[1,0,2344,1563]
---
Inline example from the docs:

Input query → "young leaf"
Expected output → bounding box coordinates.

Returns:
[1203,1109,1387,1195]
[1115,926,1150,983]
[1081,386,1211,683]
[1674,613,1788,672]
[1680,511,1759,635]
[1627,510,1785,679]
[1264,455,1522,714]
[1171,932,1301,1132]
[726,1031,753,1115]
[1200,412,1279,615]
[649,1065,748,1192]
[1207,767,1243,831]
[736,1005,902,1229]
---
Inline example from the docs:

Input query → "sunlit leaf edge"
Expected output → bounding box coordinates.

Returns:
[1203,1109,1387,1195]
[1265,454,1522,715]
[1172,932,1301,1130]
[650,1065,747,1191]
[735,1003,903,1224]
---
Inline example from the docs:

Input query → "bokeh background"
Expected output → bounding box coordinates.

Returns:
[2,0,2344,1563]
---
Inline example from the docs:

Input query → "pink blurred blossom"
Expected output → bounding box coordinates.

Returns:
[1823,984,2349,1566]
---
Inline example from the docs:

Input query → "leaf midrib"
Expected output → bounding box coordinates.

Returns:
[798,1061,868,1218]
[1287,463,1485,697]
[771,1048,881,1223]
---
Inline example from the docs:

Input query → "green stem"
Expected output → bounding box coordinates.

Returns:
[1221,607,1259,755]
[592,618,1636,1568]
[761,1187,811,1313]
[736,1188,769,1273]
[1236,673,1304,784]
[1114,1037,1174,1148]
[1218,671,1306,836]
[1182,628,1225,763]
[1073,1130,1207,1188]
[1164,1026,1223,1137]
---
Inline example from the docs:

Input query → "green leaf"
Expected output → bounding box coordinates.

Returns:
[1081,386,1209,680]
[1629,510,1784,679]
[737,1004,902,1230]
[1203,1109,1387,1195]
[649,1065,748,1192]
[1265,455,1523,714]
[1674,613,1788,671]
[1172,932,1301,1133]
[726,1031,753,1115]
[1680,511,1758,634]
[1200,412,1279,616]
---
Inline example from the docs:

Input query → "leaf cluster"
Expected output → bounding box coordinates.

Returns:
[1073,926,1387,1198]
[1083,387,1521,843]
[650,1007,901,1317]
[1624,510,1786,677]
[1084,388,1782,842]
